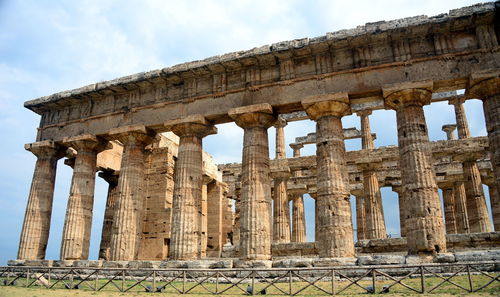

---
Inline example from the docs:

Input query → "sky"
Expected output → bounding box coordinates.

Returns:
[0,0,494,265]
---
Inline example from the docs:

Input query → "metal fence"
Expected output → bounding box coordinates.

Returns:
[0,262,499,295]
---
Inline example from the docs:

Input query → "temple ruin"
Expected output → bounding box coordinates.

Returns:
[13,2,500,268]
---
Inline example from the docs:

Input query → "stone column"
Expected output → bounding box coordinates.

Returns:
[440,183,457,234]
[18,141,63,260]
[384,81,446,254]
[359,164,386,239]
[308,191,319,242]
[289,143,306,242]
[489,185,500,231]
[199,175,211,258]
[468,73,500,232]
[450,97,491,232]
[108,125,153,261]
[232,187,241,246]
[351,189,366,241]
[60,135,106,260]
[302,93,354,258]
[166,115,217,260]
[229,103,276,261]
[392,186,406,238]
[442,124,457,140]
[98,170,118,260]
[453,181,470,234]
[207,181,228,257]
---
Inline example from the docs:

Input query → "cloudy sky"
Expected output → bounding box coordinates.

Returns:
[0,0,494,265]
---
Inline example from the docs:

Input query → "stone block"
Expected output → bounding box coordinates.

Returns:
[73,260,102,268]
[454,250,500,262]
[102,261,129,268]
[53,260,74,267]
[313,257,357,267]
[434,253,456,263]
[159,260,188,268]
[22,260,52,267]
[127,261,160,269]
[405,255,434,264]
[209,259,234,269]
[233,260,272,268]
[358,255,405,265]
[7,260,26,266]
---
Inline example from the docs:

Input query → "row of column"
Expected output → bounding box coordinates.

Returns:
[18,75,500,261]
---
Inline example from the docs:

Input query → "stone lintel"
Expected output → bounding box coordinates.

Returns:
[467,70,500,100]
[228,103,275,128]
[453,151,485,162]
[287,184,308,196]
[383,80,433,109]
[301,92,350,120]
[62,134,108,151]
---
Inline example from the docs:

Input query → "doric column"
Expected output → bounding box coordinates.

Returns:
[302,93,354,258]
[359,163,386,239]
[229,103,276,261]
[467,73,499,231]
[440,183,457,234]
[60,135,106,260]
[289,143,306,243]
[232,187,241,246]
[453,181,470,234]
[384,81,446,254]
[308,191,319,242]
[351,189,366,241]
[18,141,64,260]
[451,97,491,233]
[391,186,406,237]
[199,175,212,258]
[108,125,154,261]
[166,115,217,260]
[489,185,500,231]
[359,110,375,150]
[98,170,118,260]
[207,181,229,257]
[442,124,457,140]
[272,118,291,243]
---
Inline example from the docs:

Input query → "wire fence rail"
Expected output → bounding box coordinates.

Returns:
[0,262,499,295]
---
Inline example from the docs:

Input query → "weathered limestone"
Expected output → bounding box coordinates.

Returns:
[442,124,457,140]
[468,73,500,232]
[108,125,154,261]
[98,170,118,260]
[207,181,228,257]
[384,81,446,255]
[440,183,457,234]
[229,103,276,260]
[488,185,500,231]
[352,189,366,240]
[166,115,217,260]
[272,118,291,243]
[451,97,491,232]
[289,143,306,243]
[18,141,63,260]
[60,135,106,260]
[302,93,354,258]
[453,181,470,234]
[360,163,387,239]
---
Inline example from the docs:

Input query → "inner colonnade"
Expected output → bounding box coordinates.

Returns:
[15,2,500,264]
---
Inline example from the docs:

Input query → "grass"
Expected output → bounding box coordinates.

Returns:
[0,274,498,297]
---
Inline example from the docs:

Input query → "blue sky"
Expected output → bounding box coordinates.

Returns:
[0,0,493,265]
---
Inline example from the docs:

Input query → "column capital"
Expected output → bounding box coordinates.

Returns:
[438,181,455,190]
[467,71,500,100]
[442,124,457,140]
[356,160,382,171]
[383,81,433,109]
[448,96,466,106]
[24,140,65,159]
[287,184,308,197]
[289,143,304,151]
[98,169,119,187]
[108,125,155,145]
[228,103,276,128]
[274,117,287,128]
[301,92,350,120]
[350,188,364,197]
[356,110,372,117]
[62,134,108,152]
[165,114,217,138]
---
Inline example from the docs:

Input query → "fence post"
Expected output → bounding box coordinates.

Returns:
[466,264,473,292]
[183,270,186,294]
[26,268,29,288]
[371,268,376,294]
[251,270,255,296]
[215,271,219,294]
[331,269,336,295]
[420,266,425,293]
[152,270,156,294]
[289,270,292,295]
[94,269,98,291]
[121,269,125,292]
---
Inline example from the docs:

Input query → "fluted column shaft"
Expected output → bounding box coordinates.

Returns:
[229,104,275,260]
[384,84,446,254]
[98,171,118,260]
[109,127,152,261]
[453,181,470,234]
[441,187,457,234]
[363,169,387,239]
[60,136,104,260]
[355,193,366,240]
[392,187,406,237]
[290,143,306,243]
[167,117,216,260]
[469,76,500,233]
[488,185,500,231]
[303,95,354,258]
[18,142,62,260]
[463,161,491,232]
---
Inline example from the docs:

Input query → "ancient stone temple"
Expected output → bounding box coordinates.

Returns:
[15,2,500,267]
